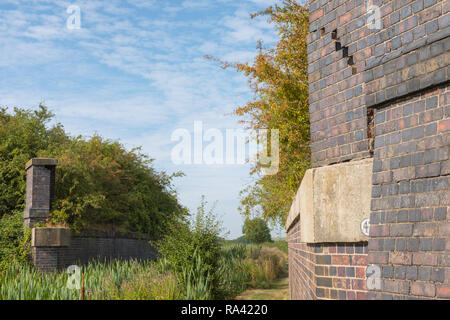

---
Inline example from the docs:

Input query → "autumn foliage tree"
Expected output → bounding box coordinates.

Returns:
[210,0,310,225]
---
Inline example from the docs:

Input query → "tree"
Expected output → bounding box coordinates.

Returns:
[242,217,272,244]
[0,105,185,238]
[207,0,310,226]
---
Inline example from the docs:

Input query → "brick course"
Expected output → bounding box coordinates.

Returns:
[33,230,157,272]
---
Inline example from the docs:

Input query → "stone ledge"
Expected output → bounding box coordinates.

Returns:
[32,228,71,247]
[24,208,50,219]
[71,229,152,240]
[286,158,373,243]
[25,158,58,170]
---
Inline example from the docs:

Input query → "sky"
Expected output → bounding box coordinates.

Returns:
[0,0,287,239]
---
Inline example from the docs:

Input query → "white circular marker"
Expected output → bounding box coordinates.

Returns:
[360,218,370,236]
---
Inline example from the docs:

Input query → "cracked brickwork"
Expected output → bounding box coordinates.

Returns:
[368,84,449,299]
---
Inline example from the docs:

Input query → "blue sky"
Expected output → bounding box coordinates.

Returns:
[0,0,286,239]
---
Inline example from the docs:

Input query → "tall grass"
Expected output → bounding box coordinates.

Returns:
[0,260,182,300]
[0,243,288,300]
[243,246,288,289]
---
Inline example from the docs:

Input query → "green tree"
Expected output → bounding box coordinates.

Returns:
[0,105,185,238]
[242,217,272,244]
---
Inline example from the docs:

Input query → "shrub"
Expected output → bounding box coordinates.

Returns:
[156,196,223,299]
[0,105,185,238]
[0,211,31,272]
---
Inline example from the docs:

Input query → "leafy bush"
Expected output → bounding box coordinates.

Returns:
[0,105,186,270]
[0,211,31,273]
[156,196,223,299]
[0,105,185,237]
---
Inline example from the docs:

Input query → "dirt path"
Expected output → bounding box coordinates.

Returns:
[235,277,290,300]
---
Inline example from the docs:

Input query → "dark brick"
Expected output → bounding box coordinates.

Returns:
[433,238,446,251]
[406,266,418,280]
[431,268,445,282]
[420,238,433,251]
[316,255,331,265]
[418,267,432,281]
[316,277,332,288]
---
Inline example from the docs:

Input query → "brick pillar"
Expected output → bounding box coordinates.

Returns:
[24,158,58,228]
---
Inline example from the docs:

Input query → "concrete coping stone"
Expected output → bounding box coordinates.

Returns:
[285,158,373,243]
[71,229,153,240]
[26,158,58,170]
[32,227,71,247]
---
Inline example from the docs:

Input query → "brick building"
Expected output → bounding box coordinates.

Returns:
[286,0,449,299]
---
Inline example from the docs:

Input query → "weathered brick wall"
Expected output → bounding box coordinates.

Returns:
[289,0,373,300]
[368,84,449,299]
[33,230,157,272]
[288,218,315,299]
[288,0,449,300]
[364,0,448,108]
[362,0,449,300]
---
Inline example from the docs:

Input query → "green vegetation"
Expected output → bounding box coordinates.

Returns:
[0,260,182,300]
[0,211,31,272]
[0,106,185,235]
[156,197,224,299]
[0,106,288,300]
[0,105,185,272]
[155,197,287,299]
[242,217,272,244]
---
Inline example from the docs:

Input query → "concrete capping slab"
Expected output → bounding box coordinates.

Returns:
[32,228,71,247]
[72,229,152,240]
[25,158,58,170]
[24,208,50,219]
[286,158,373,243]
